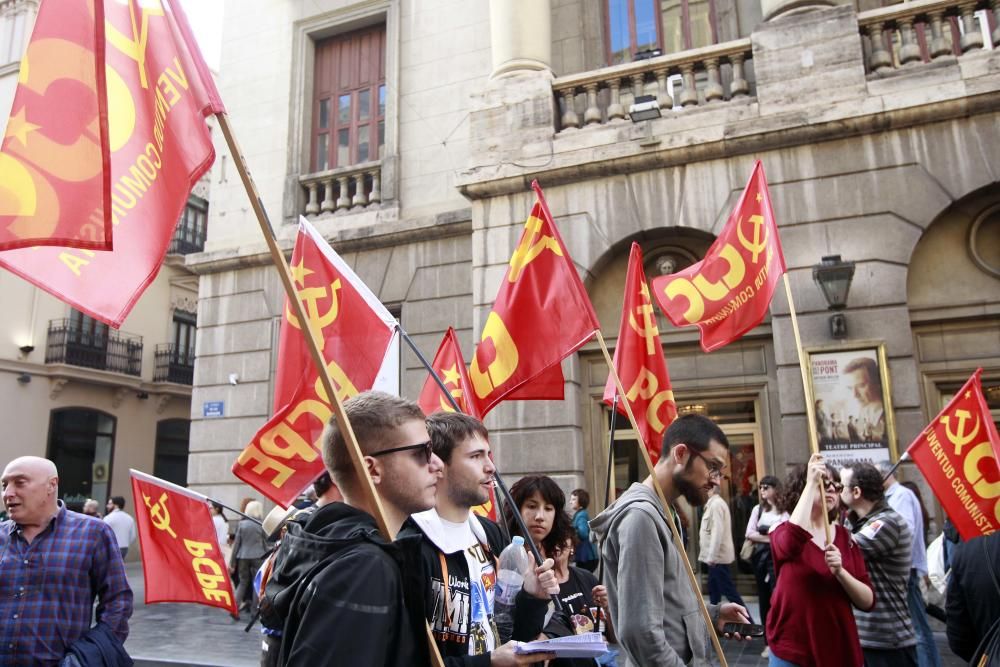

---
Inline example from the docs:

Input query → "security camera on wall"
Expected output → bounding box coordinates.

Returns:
[228,373,239,386]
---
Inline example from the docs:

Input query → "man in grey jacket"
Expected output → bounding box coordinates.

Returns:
[591,414,750,666]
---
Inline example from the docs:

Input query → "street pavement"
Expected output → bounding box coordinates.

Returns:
[123,562,968,667]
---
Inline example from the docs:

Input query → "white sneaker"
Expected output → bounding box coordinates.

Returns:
[760,646,770,658]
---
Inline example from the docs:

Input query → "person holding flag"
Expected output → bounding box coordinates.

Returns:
[413,411,558,666]
[275,391,443,667]
[0,456,133,665]
[590,415,751,667]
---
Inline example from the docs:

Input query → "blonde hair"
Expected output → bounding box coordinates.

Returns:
[244,500,264,520]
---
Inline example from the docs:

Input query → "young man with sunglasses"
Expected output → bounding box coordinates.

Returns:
[414,411,558,666]
[275,391,444,666]
[591,414,751,667]
[840,462,917,667]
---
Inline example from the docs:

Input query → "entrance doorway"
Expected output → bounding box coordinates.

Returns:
[46,408,116,511]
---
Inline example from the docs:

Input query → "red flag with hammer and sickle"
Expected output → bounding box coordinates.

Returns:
[418,327,481,419]
[906,369,1000,540]
[130,470,236,613]
[232,217,399,507]
[603,243,677,464]
[651,161,787,353]
[0,0,224,325]
[417,327,498,520]
[469,181,600,417]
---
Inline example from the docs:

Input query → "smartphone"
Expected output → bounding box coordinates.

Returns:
[722,622,765,637]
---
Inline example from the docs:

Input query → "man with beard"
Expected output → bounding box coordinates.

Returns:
[275,392,444,666]
[591,414,750,667]
[413,412,557,666]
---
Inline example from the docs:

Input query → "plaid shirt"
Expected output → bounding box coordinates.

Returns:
[0,503,133,665]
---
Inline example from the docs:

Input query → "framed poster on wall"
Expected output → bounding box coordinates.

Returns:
[805,342,899,466]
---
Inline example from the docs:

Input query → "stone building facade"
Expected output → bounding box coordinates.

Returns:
[190,0,999,553]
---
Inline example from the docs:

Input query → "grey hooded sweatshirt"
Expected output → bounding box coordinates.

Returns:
[590,482,720,667]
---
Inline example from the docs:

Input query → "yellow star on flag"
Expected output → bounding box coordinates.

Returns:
[441,364,461,387]
[290,258,314,287]
[5,107,40,148]
[755,192,762,203]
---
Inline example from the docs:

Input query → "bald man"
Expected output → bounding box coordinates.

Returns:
[1,456,133,664]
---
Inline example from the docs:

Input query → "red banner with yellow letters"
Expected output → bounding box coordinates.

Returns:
[232,218,399,507]
[604,243,677,465]
[907,369,1000,540]
[469,181,600,417]
[650,161,786,353]
[130,470,236,613]
[0,0,224,326]
[0,0,111,250]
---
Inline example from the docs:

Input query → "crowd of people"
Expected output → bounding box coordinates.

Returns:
[1,389,998,666]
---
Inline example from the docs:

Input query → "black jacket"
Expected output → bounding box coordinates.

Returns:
[946,532,1000,662]
[272,502,430,667]
[418,514,548,667]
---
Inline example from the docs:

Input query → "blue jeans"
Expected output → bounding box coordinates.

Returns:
[768,653,800,667]
[907,570,942,667]
[707,563,751,619]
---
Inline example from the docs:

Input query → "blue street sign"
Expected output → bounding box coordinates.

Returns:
[203,401,224,418]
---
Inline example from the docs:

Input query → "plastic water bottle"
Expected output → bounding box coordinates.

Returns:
[494,535,531,643]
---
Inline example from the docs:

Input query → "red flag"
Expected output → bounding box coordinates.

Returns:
[0,0,224,326]
[650,161,786,353]
[130,469,236,613]
[0,0,111,250]
[233,217,399,507]
[906,369,1000,540]
[603,243,677,464]
[469,181,600,417]
[418,327,481,418]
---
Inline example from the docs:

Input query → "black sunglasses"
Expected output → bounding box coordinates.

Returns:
[371,440,433,464]
[824,480,845,493]
[759,483,773,490]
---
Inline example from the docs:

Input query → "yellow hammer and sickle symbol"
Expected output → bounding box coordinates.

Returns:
[941,409,980,456]
[143,492,177,538]
[285,279,342,351]
[628,302,660,356]
[508,215,563,283]
[736,214,768,264]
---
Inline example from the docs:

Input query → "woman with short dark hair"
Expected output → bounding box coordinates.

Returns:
[505,475,573,559]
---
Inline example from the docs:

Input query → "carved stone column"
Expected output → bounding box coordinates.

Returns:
[490,0,551,78]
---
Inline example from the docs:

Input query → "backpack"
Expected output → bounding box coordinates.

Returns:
[257,514,340,633]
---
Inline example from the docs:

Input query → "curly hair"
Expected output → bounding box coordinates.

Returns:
[779,463,839,521]
[504,475,573,557]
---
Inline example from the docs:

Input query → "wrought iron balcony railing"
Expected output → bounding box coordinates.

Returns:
[153,343,194,385]
[45,319,143,377]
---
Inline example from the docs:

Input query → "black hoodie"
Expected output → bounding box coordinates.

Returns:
[268,502,430,667]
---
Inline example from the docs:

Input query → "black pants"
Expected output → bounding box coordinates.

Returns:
[863,645,918,667]
[260,633,281,667]
[751,547,775,642]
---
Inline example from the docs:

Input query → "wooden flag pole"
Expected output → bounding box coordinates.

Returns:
[782,273,832,545]
[216,113,445,667]
[596,330,729,667]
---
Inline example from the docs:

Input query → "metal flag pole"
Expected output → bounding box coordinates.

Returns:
[596,329,730,667]
[401,326,563,610]
[216,113,445,667]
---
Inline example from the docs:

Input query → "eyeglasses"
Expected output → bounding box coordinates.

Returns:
[823,480,845,493]
[692,450,725,479]
[371,440,433,465]
[759,484,772,490]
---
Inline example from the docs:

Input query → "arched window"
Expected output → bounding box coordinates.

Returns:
[154,419,190,487]
[46,409,116,511]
